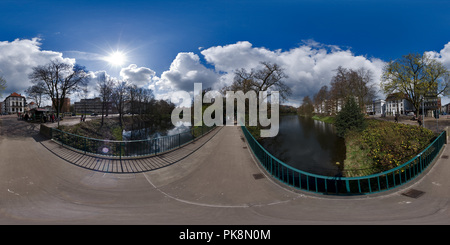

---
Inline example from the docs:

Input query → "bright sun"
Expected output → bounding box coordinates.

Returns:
[105,51,127,67]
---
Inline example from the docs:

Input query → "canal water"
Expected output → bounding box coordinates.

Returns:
[260,115,346,177]
[121,122,195,155]
[122,122,191,140]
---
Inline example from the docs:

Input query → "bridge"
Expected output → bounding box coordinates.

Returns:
[1,115,450,224]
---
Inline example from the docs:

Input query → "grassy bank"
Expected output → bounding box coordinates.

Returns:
[311,115,336,124]
[307,114,436,176]
[58,117,124,140]
[343,119,436,176]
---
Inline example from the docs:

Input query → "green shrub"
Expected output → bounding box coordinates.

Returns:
[334,97,366,137]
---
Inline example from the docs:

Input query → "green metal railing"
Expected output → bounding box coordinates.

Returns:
[51,125,215,158]
[242,126,447,195]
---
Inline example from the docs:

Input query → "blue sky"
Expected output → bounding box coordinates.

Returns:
[1,0,450,105]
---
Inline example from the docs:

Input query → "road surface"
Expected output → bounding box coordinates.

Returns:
[0,115,449,225]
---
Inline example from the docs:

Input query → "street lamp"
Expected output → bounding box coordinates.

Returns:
[422,95,425,128]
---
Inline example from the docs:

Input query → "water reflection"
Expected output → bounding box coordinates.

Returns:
[260,115,346,176]
[121,121,194,156]
[123,121,191,140]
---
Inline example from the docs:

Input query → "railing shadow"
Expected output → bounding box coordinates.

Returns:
[39,127,222,173]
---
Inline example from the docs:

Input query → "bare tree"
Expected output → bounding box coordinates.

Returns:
[25,81,47,108]
[297,95,314,116]
[313,85,329,114]
[140,87,154,116]
[97,73,114,126]
[29,60,89,127]
[329,66,376,113]
[225,68,254,94]
[224,62,291,101]
[350,67,377,112]
[111,80,129,127]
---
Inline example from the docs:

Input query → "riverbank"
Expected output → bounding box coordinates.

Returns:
[311,115,335,124]
[306,114,374,176]
[307,114,438,177]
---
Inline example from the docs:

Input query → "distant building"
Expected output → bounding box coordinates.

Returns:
[3,92,26,114]
[418,85,440,117]
[441,102,449,115]
[52,97,71,113]
[27,101,38,110]
[385,93,414,116]
[366,99,386,116]
[420,96,441,117]
[74,97,116,114]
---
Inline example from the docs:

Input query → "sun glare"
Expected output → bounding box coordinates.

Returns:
[105,51,127,67]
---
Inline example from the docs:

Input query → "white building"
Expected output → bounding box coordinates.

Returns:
[385,93,414,116]
[3,92,26,114]
[373,99,386,115]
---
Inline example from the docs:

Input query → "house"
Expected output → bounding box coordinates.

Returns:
[27,101,38,110]
[3,92,26,115]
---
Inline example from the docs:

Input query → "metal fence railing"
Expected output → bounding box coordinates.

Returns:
[241,126,447,195]
[50,125,215,159]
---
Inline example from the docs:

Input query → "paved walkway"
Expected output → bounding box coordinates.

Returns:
[38,127,220,173]
[1,115,450,225]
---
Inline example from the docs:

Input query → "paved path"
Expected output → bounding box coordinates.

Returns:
[1,115,450,225]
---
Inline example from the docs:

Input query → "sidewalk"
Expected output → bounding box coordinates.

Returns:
[371,114,450,135]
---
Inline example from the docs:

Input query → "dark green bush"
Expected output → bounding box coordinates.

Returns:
[334,97,367,137]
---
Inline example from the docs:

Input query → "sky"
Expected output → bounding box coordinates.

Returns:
[1,0,450,106]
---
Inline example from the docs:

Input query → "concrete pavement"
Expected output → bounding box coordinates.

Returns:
[1,115,450,224]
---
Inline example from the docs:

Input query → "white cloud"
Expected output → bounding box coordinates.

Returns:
[201,41,386,106]
[7,38,450,107]
[0,38,74,100]
[120,64,156,87]
[201,41,276,72]
[426,41,450,69]
[158,52,220,93]
[426,41,450,105]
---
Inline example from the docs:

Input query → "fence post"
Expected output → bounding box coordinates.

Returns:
[119,142,122,161]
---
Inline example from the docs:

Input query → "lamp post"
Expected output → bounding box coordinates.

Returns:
[422,95,425,128]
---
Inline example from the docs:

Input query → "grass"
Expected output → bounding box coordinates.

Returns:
[342,119,436,176]
[311,115,336,124]
[343,130,378,177]
[58,117,125,140]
